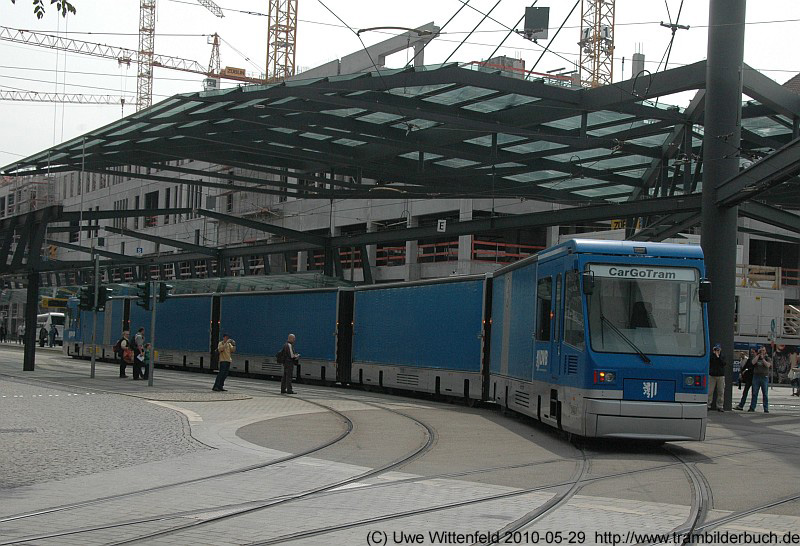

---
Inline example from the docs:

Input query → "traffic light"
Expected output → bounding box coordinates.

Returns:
[96,285,112,311]
[158,282,173,303]
[78,285,95,311]
[136,282,151,310]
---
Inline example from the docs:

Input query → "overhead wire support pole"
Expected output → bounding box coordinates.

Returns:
[148,280,157,387]
[90,250,99,378]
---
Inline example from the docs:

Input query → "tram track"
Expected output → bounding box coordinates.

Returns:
[3,353,799,544]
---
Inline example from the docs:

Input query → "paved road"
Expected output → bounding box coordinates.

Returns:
[1,347,799,545]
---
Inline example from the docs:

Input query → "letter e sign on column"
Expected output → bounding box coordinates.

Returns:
[437,219,447,233]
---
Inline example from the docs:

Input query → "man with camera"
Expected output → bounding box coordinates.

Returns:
[748,345,772,413]
[213,333,235,392]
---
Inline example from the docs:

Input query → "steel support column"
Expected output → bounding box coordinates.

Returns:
[23,271,39,371]
[701,0,746,411]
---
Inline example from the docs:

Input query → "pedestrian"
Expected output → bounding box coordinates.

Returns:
[17,323,24,344]
[38,326,48,348]
[789,358,800,397]
[748,345,772,413]
[0,324,6,343]
[49,324,57,347]
[735,348,756,410]
[280,333,300,395]
[115,330,131,378]
[212,334,235,392]
[142,343,152,380]
[708,343,726,412]
[132,328,145,380]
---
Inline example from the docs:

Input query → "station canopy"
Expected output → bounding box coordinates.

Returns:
[4,60,800,205]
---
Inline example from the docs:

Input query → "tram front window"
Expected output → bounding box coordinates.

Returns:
[586,264,705,357]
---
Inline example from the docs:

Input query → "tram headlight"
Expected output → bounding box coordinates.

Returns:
[593,370,616,384]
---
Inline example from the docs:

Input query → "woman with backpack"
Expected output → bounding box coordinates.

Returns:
[735,348,756,410]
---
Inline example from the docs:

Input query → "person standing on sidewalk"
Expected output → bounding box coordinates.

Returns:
[735,348,756,410]
[280,333,300,395]
[749,345,772,413]
[708,343,727,412]
[116,330,131,378]
[132,328,145,380]
[212,334,235,392]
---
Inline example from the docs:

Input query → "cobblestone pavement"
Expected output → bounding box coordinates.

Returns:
[1,347,799,545]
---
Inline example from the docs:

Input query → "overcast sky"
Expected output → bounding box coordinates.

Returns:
[2,0,800,168]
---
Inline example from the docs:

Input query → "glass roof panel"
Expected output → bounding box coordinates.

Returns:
[539,178,606,190]
[333,138,367,147]
[587,110,635,126]
[387,84,455,98]
[589,154,651,170]
[503,170,562,183]
[190,101,233,115]
[356,112,404,124]
[391,118,440,131]
[137,137,160,143]
[399,151,443,160]
[105,139,131,147]
[213,118,235,125]
[178,120,207,129]
[322,126,350,133]
[151,100,204,119]
[464,133,524,147]
[71,138,105,150]
[435,158,480,168]
[477,162,525,169]
[143,123,176,133]
[300,132,332,140]
[422,86,496,106]
[270,97,297,106]
[461,93,539,113]
[587,119,654,137]
[268,127,297,134]
[572,184,632,197]
[541,115,582,130]
[107,122,148,137]
[505,141,567,155]
[268,142,294,148]
[321,108,367,117]
[742,116,792,137]
[229,98,269,110]
[545,148,609,162]
[625,133,670,147]
[616,167,647,178]
[131,98,181,119]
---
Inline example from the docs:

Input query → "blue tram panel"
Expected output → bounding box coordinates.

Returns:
[221,291,337,361]
[154,296,212,351]
[353,279,484,371]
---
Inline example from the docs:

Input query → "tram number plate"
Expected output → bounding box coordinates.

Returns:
[623,379,675,402]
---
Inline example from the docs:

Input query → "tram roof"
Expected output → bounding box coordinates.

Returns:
[4,60,800,206]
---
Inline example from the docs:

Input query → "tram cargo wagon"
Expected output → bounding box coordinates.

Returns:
[65,239,711,442]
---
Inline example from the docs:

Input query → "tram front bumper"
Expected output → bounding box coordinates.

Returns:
[584,398,706,441]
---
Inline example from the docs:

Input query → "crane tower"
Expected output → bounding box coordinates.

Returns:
[137,1,156,110]
[266,0,298,81]
[578,0,615,88]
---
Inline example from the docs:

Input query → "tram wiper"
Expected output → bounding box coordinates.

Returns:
[600,314,651,363]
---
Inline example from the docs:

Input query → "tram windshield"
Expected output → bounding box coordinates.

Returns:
[586,264,705,357]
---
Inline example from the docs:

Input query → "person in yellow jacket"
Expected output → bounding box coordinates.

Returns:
[212,333,235,392]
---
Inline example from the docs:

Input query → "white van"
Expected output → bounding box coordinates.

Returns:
[36,312,65,346]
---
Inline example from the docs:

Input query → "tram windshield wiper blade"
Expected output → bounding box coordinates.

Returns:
[600,314,651,363]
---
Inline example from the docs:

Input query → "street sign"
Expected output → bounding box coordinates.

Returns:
[41,297,68,309]
[136,247,143,254]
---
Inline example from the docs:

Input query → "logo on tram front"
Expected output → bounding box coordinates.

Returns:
[642,381,659,399]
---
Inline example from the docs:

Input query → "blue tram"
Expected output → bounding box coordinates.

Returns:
[64,239,710,441]
[489,239,710,441]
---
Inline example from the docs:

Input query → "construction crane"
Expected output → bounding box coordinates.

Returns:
[0,91,130,105]
[266,0,298,81]
[578,0,615,87]
[0,25,266,110]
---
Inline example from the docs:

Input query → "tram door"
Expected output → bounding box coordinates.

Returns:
[534,261,562,422]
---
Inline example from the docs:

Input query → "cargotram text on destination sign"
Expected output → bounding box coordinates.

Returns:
[606,267,677,280]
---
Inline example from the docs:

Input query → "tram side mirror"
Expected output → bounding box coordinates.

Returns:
[582,271,594,295]
[699,279,712,303]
